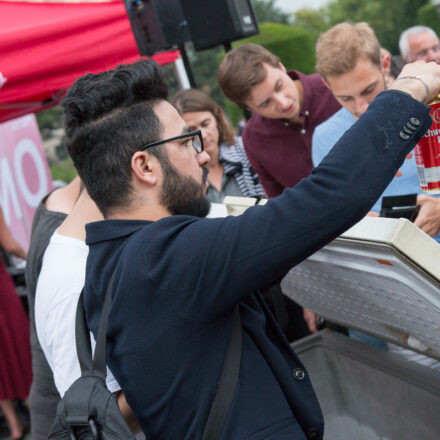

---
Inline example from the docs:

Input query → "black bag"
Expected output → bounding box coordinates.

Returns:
[48,273,136,439]
[48,272,242,440]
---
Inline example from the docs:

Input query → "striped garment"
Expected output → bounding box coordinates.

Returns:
[219,137,265,199]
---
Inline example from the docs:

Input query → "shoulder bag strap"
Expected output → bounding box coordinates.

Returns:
[202,305,242,440]
[76,271,242,439]
[91,271,116,378]
[75,272,116,378]
[75,289,93,374]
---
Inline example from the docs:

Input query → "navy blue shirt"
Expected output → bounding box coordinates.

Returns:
[84,91,430,439]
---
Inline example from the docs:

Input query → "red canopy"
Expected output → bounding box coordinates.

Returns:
[0,1,179,122]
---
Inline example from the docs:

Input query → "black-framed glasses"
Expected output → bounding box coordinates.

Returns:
[139,129,204,153]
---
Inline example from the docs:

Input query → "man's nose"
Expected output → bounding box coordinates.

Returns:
[197,151,210,166]
[200,127,209,142]
[355,97,369,116]
[275,93,289,110]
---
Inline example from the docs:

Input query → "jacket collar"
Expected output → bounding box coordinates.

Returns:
[86,219,151,245]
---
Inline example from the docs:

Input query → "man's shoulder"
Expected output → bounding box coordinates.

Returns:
[312,108,355,166]
[86,217,207,265]
[295,71,329,94]
[241,114,269,157]
[243,113,266,137]
[302,71,326,87]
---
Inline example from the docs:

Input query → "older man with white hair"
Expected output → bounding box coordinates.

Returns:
[399,25,440,63]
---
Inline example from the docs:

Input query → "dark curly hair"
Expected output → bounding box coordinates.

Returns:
[62,59,168,217]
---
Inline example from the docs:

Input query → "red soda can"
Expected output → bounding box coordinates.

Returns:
[415,96,440,194]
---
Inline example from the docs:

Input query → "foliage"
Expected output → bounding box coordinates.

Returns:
[417,3,440,37]
[50,158,77,184]
[36,106,63,139]
[188,45,226,106]
[294,0,432,55]
[251,0,291,24]
[293,7,329,39]
[326,0,430,54]
[236,22,316,73]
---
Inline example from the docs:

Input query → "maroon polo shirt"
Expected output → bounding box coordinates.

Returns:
[242,70,341,197]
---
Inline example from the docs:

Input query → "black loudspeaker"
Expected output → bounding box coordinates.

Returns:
[179,0,259,51]
[124,0,189,56]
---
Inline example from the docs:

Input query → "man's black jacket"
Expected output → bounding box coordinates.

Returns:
[84,91,431,439]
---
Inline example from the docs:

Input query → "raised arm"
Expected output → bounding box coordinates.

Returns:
[156,62,440,320]
[171,96,431,319]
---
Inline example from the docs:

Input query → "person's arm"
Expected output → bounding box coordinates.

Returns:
[116,392,141,434]
[161,63,440,320]
[165,92,430,321]
[0,207,26,259]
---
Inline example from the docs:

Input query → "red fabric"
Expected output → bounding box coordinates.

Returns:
[0,1,179,122]
[0,261,32,399]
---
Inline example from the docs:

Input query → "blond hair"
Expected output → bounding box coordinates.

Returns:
[316,22,381,80]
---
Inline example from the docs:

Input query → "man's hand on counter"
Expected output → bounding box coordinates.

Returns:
[415,194,440,237]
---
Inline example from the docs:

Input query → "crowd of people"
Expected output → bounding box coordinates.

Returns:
[1,22,440,440]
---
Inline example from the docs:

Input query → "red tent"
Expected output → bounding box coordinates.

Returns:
[0,0,179,123]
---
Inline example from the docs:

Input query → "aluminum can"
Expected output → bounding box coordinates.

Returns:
[415,95,440,194]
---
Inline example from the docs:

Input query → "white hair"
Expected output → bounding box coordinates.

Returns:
[399,25,439,60]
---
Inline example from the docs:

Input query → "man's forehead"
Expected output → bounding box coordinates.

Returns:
[327,59,383,94]
[154,100,187,136]
[409,32,439,50]
[247,63,285,105]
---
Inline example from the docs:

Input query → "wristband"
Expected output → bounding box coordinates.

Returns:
[395,75,430,103]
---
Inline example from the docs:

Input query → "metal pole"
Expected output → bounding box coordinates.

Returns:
[178,43,197,89]
[174,56,191,90]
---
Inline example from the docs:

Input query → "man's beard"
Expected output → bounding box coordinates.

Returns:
[159,160,210,218]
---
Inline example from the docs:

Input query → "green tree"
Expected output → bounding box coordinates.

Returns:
[292,0,432,54]
[237,22,316,73]
[326,0,430,53]
[293,7,329,39]
[188,45,226,106]
[50,158,77,184]
[36,106,63,139]
[250,0,291,24]
[417,3,440,37]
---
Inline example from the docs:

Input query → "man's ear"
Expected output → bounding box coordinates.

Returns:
[278,61,287,73]
[321,76,331,90]
[381,54,391,76]
[131,151,158,186]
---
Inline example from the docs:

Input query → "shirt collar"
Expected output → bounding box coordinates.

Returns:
[86,219,151,245]
[287,70,312,124]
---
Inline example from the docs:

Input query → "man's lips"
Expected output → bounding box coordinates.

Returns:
[283,103,295,114]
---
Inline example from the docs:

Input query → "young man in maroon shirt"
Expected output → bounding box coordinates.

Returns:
[218,43,341,198]
[219,44,341,338]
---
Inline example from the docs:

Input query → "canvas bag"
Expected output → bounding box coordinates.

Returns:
[48,272,242,439]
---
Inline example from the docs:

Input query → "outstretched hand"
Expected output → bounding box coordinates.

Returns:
[389,60,440,103]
